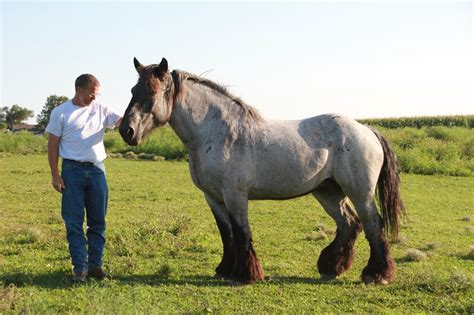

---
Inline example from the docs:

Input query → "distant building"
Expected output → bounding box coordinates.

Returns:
[11,123,42,134]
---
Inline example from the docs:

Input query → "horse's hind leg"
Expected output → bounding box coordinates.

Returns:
[350,195,395,285]
[312,179,362,280]
[223,192,264,284]
[205,194,236,279]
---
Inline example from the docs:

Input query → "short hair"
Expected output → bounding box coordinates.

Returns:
[75,74,100,89]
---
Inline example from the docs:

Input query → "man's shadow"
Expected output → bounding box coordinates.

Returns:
[2,270,74,289]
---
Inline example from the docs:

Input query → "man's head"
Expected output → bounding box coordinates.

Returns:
[74,74,100,106]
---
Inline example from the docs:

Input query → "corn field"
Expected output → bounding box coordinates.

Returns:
[358,115,474,129]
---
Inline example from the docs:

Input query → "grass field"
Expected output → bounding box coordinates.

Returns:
[1,155,473,313]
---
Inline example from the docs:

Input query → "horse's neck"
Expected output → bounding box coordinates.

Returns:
[168,85,221,150]
[169,81,267,153]
[168,102,199,149]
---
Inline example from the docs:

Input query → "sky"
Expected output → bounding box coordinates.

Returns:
[1,1,473,124]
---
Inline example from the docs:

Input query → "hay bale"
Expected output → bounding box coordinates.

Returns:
[305,231,327,241]
[22,227,43,243]
[108,153,119,158]
[123,151,137,159]
[138,153,155,160]
[404,248,427,262]
[152,156,166,161]
[469,245,474,258]
[424,242,440,250]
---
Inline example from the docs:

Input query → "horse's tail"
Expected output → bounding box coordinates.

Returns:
[371,128,405,240]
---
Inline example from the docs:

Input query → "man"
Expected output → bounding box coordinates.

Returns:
[46,74,122,283]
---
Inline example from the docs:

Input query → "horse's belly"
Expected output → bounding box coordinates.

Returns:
[248,182,321,200]
[249,148,329,200]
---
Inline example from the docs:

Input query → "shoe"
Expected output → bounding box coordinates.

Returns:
[88,267,107,280]
[71,271,87,283]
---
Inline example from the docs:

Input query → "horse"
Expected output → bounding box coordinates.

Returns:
[119,57,404,285]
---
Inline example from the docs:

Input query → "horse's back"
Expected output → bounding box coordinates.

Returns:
[248,114,349,199]
[249,114,383,199]
[272,113,378,154]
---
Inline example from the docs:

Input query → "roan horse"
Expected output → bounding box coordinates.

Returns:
[119,58,404,285]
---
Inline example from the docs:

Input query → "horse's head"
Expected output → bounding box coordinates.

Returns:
[119,57,173,145]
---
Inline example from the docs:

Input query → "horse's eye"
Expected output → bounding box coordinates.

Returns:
[141,99,153,113]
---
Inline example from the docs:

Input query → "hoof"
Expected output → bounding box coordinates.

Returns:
[319,274,337,281]
[229,275,257,285]
[214,273,229,280]
[215,273,251,285]
[228,279,250,286]
[361,274,390,285]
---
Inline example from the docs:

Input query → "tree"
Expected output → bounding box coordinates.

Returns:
[5,105,34,129]
[36,95,68,130]
[0,106,8,122]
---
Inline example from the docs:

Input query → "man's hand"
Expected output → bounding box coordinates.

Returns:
[115,117,123,128]
[52,175,65,193]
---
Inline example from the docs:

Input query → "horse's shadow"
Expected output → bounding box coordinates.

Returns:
[1,271,358,288]
[116,274,358,286]
[265,275,360,286]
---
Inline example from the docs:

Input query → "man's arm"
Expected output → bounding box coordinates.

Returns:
[114,117,123,128]
[48,134,65,193]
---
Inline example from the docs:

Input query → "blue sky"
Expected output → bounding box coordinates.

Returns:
[1,1,473,123]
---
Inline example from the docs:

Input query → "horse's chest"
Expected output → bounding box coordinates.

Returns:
[187,155,224,197]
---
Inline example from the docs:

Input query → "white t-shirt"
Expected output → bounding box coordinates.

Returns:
[46,100,121,163]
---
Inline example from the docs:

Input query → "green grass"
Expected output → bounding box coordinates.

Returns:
[375,126,474,176]
[0,131,48,155]
[103,127,187,160]
[1,155,473,313]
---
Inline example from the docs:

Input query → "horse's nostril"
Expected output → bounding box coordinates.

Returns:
[127,127,134,137]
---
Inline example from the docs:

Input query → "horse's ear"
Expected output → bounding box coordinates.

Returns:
[153,58,168,80]
[134,57,144,74]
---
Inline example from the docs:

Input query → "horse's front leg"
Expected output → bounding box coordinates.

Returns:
[223,191,264,284]
[205,194,236,279]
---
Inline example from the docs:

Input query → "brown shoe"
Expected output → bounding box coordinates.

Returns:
[88,267,107,280]
[71,271,87,283]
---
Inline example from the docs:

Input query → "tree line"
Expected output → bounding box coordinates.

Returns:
[0,95,68,131]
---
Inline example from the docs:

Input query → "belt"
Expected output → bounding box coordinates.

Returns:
[63,159,96,167]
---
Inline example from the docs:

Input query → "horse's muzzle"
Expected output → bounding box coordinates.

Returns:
[119,125,138,146]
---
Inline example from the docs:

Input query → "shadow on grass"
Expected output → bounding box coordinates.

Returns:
[113,274,232,287]
[1,270,73,289]
[451,254,474,261]
[267,275,361,286]
[395,257,426,264]
[114,274,355,286]
[1,271,355,288]
[395,257,412,264]
[0,271,240,288]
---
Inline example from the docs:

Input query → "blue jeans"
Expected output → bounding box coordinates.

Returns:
[61,159,108,273]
